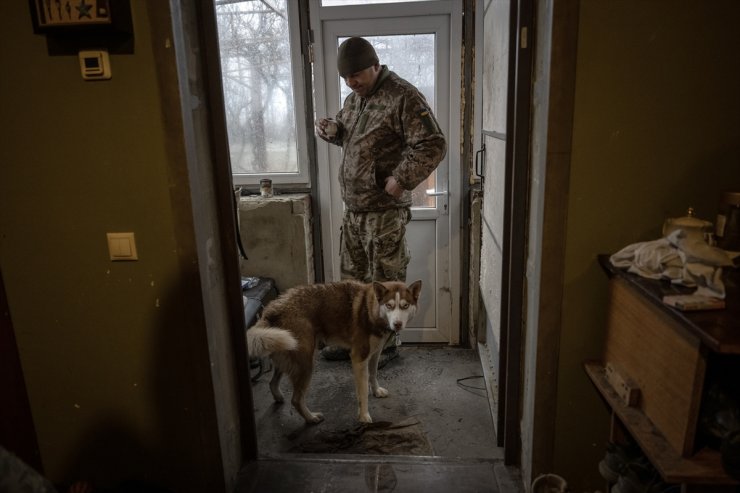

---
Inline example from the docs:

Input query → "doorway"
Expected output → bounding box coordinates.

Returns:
[207,0,501,463]
[235,0,498,461]
[196,0,524,479]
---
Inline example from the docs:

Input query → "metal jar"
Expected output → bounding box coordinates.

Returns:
[260,178,273,198]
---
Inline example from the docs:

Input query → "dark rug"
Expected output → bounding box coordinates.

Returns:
[288,417,434,455]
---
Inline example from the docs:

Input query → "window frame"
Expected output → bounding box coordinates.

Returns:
[221,0,452,189]
[220,0,312,188]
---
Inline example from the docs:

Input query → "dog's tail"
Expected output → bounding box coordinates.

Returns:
[247,327,298,358]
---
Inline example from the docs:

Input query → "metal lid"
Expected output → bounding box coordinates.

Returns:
[662,207,713,237]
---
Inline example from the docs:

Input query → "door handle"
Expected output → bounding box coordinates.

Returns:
[425,188,448,215]
[425,189,449,196]
[475,142,486,182]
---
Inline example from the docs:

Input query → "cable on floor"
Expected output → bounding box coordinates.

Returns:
[456,375,487,397]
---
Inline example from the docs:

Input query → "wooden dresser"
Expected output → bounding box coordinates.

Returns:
[586,255,740,491]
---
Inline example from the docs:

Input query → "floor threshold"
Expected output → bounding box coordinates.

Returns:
[235,455,521,493]
[257,452,505,464]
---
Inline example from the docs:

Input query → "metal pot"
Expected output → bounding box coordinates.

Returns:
[662,207,714,245]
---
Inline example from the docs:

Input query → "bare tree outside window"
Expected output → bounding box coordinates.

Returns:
[323,0,434,6]
[215,0,298,175]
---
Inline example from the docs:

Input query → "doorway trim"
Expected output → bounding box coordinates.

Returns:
[170,0,548,486]
[499,0,535,467]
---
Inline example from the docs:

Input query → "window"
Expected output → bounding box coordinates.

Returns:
[322,0,437,5]
[214,0,309,186]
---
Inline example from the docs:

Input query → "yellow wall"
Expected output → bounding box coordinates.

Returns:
[555,1,740,488]
[5,0,740,490]
[0,2,225,490]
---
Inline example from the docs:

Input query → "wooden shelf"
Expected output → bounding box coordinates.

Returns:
[584,361,737,485]
[597,255,740,354]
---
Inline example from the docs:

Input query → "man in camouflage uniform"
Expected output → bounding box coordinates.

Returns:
[316,37,447,360]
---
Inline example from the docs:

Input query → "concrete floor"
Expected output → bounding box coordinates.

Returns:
[250,346,500,459]
[240,347,523,492]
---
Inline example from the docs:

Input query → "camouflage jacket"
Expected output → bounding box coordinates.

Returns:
[330,66,447,212]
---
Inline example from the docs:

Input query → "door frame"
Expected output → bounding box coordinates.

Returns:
[179,0,540,481]
[500,0,534,466]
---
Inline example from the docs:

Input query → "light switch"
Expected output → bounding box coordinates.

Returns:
[107,232,138,261]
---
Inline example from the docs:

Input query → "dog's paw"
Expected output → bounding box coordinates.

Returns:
[305,412,324,424]
[373,387,389,398]
[358,412,373,423]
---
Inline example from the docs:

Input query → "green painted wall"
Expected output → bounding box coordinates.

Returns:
[0,2,224,490]
[555,1,740,488]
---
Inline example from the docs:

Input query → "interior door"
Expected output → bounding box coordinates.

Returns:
[479,0,532,462]
[478,0,512,441]
[314,6,461,344]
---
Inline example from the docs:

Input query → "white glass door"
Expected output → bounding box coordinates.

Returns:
[312,4,462,343]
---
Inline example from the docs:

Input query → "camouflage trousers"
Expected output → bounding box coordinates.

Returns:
[340,207,411,283]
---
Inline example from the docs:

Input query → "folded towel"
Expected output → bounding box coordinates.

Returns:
[610,229,733,298]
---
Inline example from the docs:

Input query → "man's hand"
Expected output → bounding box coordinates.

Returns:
[315,118,337,141]
[315,117,329,136]
[384,176,404,199]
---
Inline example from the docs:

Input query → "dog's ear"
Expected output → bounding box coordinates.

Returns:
[373,281,387,302]
[408,280,422,302]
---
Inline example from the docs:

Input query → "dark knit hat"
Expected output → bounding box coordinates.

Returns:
[337,37,379,77]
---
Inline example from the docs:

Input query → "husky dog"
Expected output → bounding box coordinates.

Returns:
[247,279,422,424]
